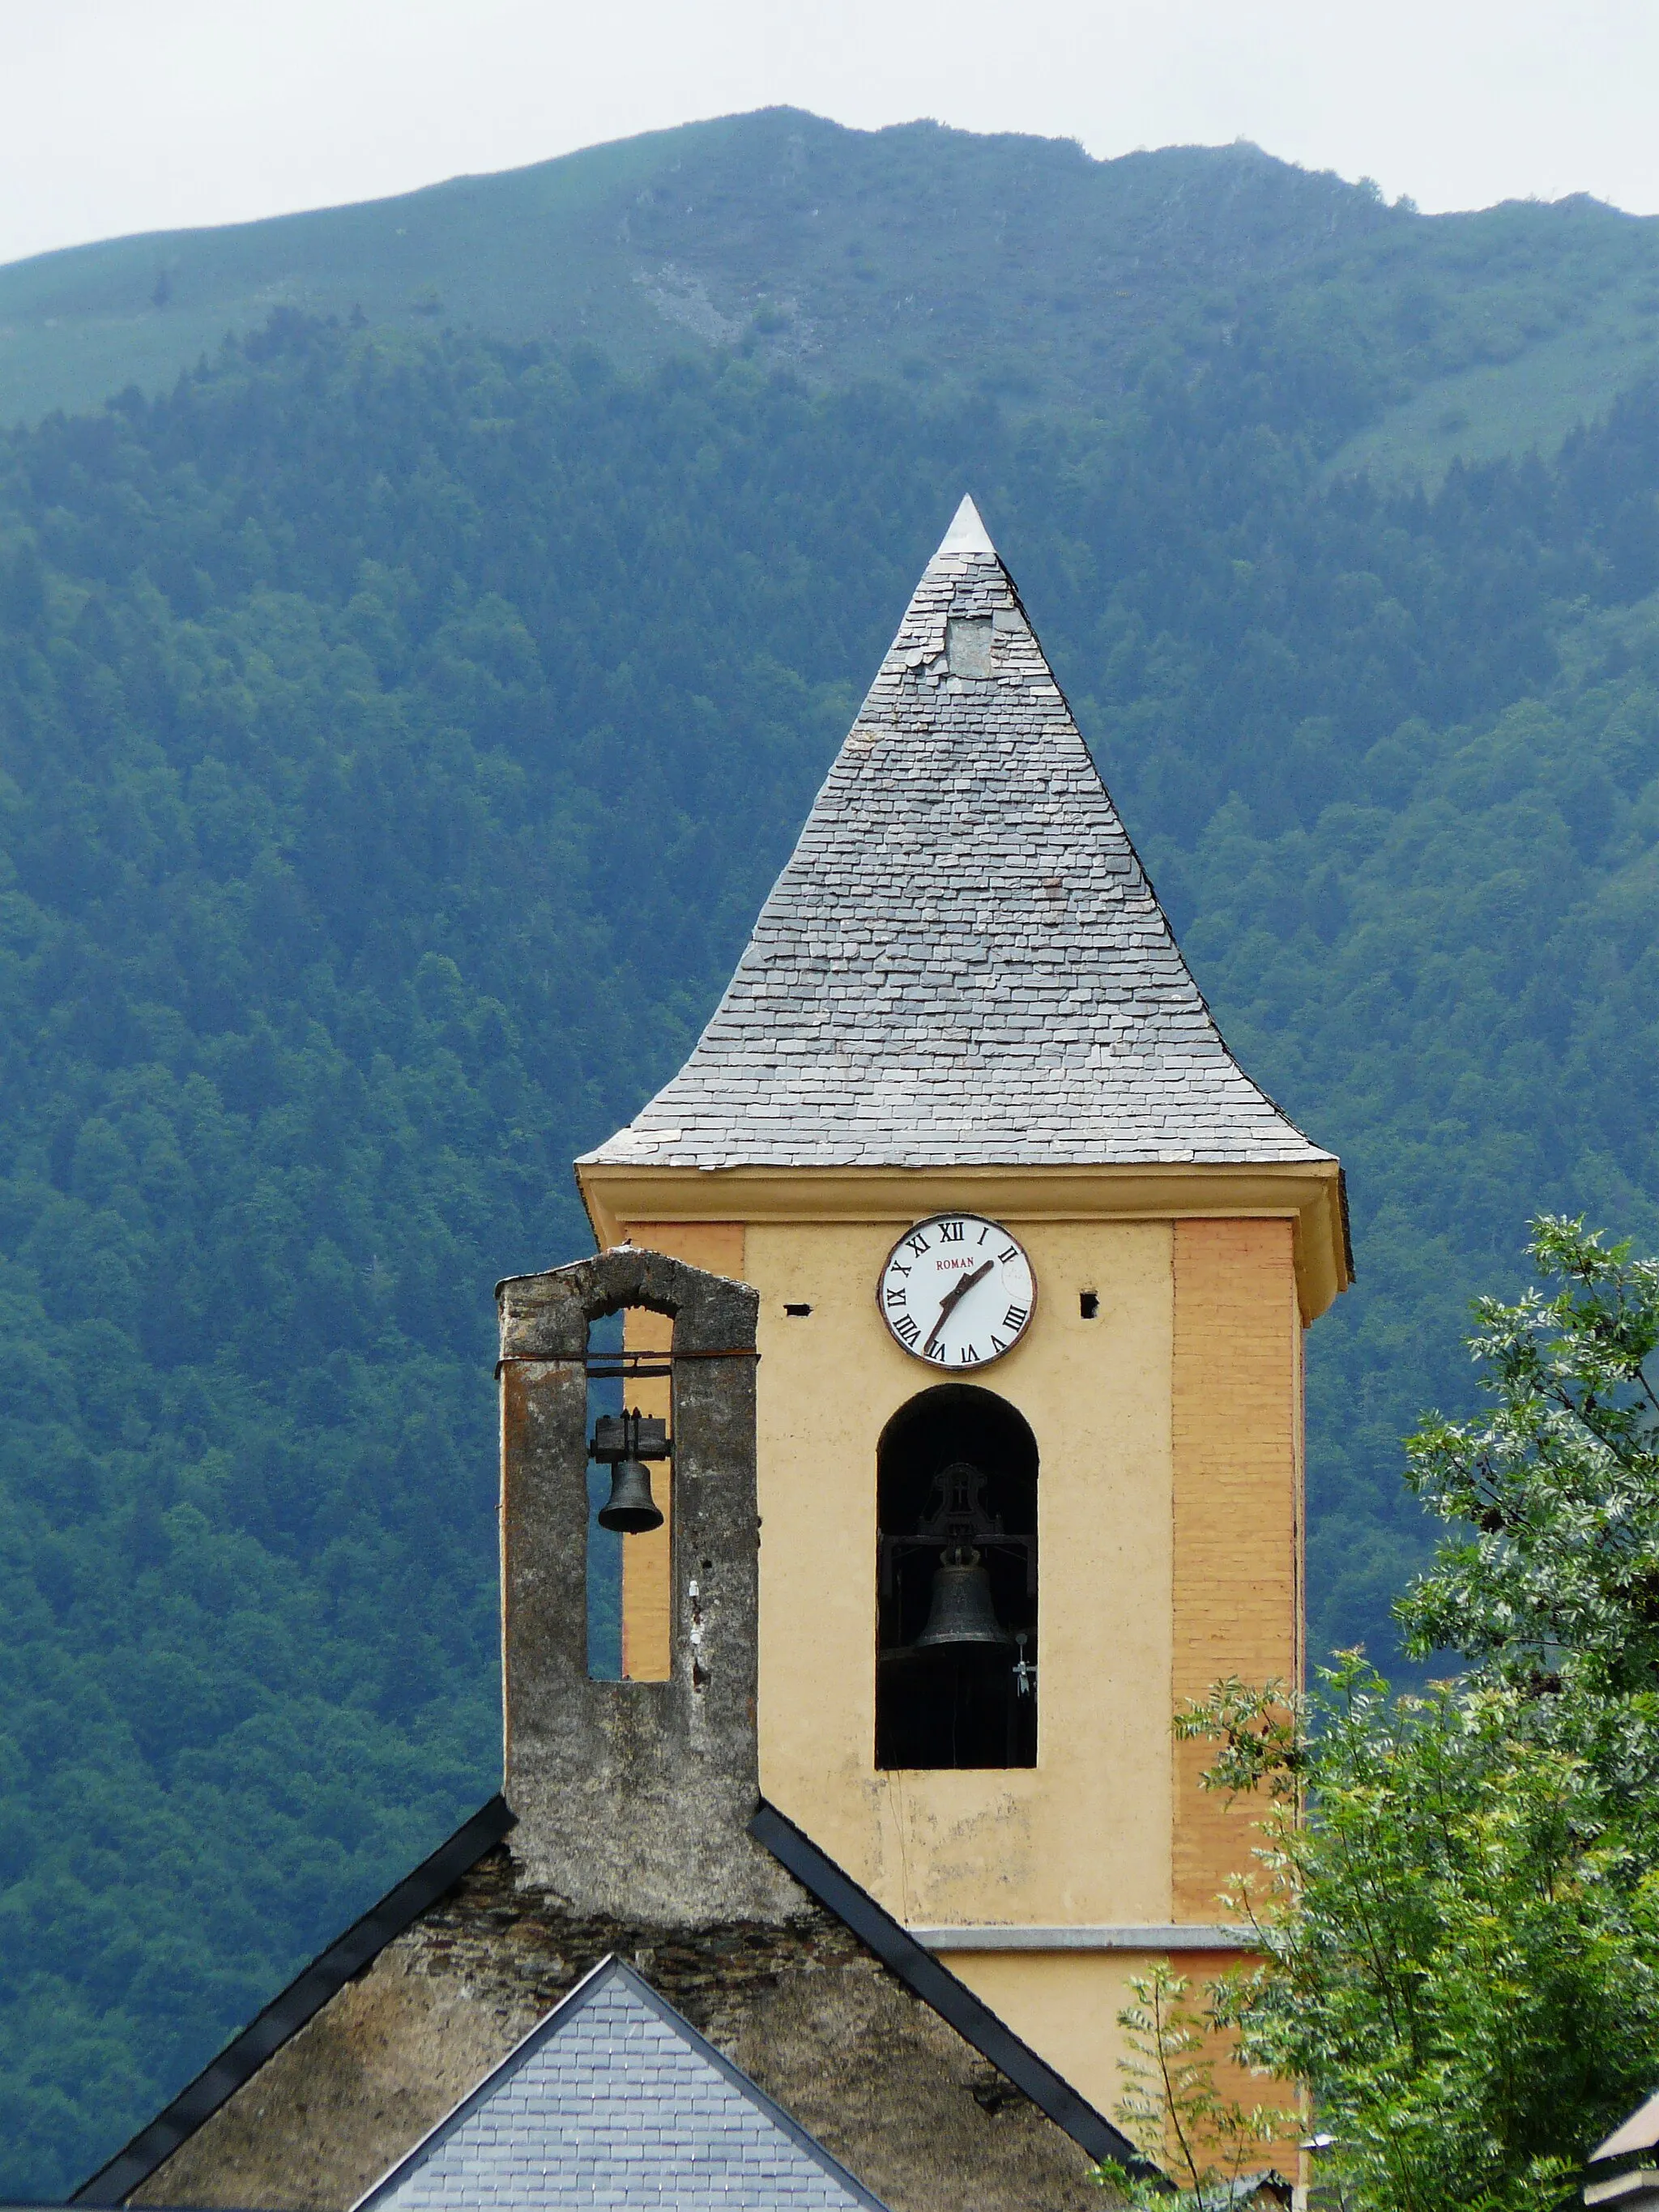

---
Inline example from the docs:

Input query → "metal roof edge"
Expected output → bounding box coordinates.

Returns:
[748,1799,1160,2180]
[71,1795,517,2207]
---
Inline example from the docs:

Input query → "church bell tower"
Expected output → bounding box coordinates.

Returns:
[575,497,1349,2112]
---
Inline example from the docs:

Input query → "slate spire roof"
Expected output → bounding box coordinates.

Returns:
[583,496,1328,1171]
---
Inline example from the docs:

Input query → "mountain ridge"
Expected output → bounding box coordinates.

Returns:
[7,106,1659,484]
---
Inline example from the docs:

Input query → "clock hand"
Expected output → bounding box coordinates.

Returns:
[923,1259,995,1355]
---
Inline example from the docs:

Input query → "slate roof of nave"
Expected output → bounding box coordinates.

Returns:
[582,497,1329,1172]
[355,1958,885,2212]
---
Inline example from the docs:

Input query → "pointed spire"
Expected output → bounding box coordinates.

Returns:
[582,503,1328,1174]
[936,493,997,557]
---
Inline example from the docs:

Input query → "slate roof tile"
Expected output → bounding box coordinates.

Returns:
[355,1958,885,2212]
[582,499,1327,1171]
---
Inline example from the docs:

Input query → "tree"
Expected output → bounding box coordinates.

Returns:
[1096,1963,1288,2212]
[1169,1221,1659,2212]
[1400,1215,1659,1722]
[1179,1660,1659,2212]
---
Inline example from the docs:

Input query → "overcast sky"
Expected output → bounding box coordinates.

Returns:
[5,0,1657,268]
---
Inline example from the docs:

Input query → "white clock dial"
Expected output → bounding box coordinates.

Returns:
[877,1215,1036,1369]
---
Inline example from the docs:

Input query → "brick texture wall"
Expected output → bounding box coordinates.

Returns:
[1171,1218,1301,1921]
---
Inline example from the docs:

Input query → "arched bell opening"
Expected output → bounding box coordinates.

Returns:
[876,1384,1038,1770]
[583,1306,672,1681]
[583,1311,625,1680]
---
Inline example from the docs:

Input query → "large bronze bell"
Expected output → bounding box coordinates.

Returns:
[591,1409,668,1535]
[915,1544,1011,1649]
[597,1457,664,1534]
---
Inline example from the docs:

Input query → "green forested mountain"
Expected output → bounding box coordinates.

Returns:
[2,132,1659,2190]
[6,107,1659,483]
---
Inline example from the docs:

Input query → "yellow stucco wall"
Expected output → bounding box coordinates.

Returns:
[746,1216,1175,1929]
[593,1182,1319,2120]
[938,1950,1159,2119]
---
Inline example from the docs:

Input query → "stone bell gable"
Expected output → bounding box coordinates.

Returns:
[497,1244,795,1924]
[80,1248,1141,2212]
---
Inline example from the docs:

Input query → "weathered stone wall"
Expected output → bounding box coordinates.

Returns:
[133,1846,1105,2212]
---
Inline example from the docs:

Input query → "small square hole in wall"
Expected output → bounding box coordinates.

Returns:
[946,616,994,678]
[784,1302,812,1317]
[1079,1292,1099,1319]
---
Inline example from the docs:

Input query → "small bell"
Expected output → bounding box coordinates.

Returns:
[591,1408,668,1536]
[915,1544,1011,1650]
[597,1457,664,1534]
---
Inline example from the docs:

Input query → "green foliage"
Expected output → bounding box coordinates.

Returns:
[1401,1217,1659,1704]
[2,302,1659,2187]
[1184,1661,1659,2212]
[1096,1965,1287,2212]
[1176,1221,1659,2212]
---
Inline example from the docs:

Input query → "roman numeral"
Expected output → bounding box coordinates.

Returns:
[989,1334,1008,1355]
[938,1220,965,1242]
[894,1314,920,1346]
[927,1341,948,1362]
[1004,1303,1029,1331]
[998,1245,1019,1264]
[977,1225,992,1245]
[906,1232,931,1257]
[885,1286,909,1306]
[957,1343,980,1364]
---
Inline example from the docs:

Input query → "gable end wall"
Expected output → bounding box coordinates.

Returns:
[130,1847,1107,2212]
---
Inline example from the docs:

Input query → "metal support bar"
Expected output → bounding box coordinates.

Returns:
[496,1348,760,1376]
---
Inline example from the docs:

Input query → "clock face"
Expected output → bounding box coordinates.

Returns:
[877,1215,1036,1369]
